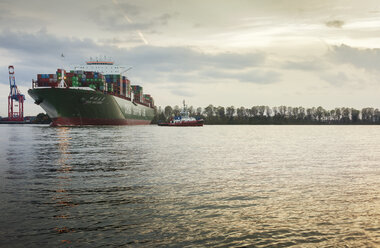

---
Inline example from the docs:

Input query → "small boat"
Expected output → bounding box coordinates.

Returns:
[158,101,204,126]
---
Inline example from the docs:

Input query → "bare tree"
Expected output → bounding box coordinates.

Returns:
[258,106,266,117]
[251,106,259,117]
[226,106,235,118]
[204,104,214,117]
[216,106,225,118]
[164,106,173,118]
[196,107,202,115]
[173,105,180,116]
[237,106,246,118]
[265,106,272,117]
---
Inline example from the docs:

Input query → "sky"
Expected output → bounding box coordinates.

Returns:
[1,0,380,116]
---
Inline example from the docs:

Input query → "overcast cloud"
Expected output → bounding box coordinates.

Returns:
[1,0,380,116]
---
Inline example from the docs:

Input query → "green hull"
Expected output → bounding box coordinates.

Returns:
[28,88,155,126]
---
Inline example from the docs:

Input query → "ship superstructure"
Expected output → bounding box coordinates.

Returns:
[74,57,127,75]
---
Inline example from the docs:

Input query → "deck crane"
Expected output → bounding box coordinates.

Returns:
[8,65,25,121]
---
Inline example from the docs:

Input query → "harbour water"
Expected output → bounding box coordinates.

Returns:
[0,125,379,247]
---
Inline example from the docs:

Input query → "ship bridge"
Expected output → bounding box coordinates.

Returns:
[74,58,127,75]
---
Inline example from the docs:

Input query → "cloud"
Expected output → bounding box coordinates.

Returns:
[110,1,141,16]
[280,43,380,88]
[282,59,328,71]
[202,69,280,84]
[0,29,110,85]
[89,2,175,33]
[99,37,145,47]
[280,44,380,87]
[158,13,176,25]
[0,29,269,87]
[328,44,380,71]
[325,20,345,28]
[0,9,6,21]
[112,46,267,84]
[318,67,375,89]
[238,70,280,84]
[170,88,195,97]
[120,46,266,70]
[319,71,348,86]
[0,29,98,55]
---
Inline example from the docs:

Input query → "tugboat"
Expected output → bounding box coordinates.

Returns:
[158,101,204,126]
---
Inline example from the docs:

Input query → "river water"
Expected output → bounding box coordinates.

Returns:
[0,125,379,247]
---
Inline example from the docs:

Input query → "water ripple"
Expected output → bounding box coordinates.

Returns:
[0,125,379,247]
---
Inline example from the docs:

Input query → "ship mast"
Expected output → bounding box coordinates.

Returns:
[58,53,67,88]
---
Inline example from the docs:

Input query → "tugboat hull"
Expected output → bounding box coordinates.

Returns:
[158,120,204,126]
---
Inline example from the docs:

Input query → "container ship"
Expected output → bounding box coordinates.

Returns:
[28,59,155,126]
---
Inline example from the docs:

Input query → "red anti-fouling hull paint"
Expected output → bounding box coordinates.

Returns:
[51,117,151,127]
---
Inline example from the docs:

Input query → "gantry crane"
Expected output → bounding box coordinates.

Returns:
[8,65,25,121]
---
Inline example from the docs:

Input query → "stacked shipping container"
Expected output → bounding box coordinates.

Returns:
[131,85,143,102]
[37,73,58,87]
[35,70,153,107]
[143,94,154,107]
[122,76,131,98]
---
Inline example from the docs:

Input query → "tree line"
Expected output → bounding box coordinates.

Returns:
[153,105,380,124]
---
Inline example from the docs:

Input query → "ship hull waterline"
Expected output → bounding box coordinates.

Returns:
[158,120,204,127]
[28,88,155,127]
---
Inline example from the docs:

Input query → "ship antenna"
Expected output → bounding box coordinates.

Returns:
[121,67,133,75]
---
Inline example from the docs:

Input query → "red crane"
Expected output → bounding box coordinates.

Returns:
[8,65,25,121]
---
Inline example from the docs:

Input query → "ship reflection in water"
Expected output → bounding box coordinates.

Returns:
[0,125,379,247]
[54,127,75,244]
